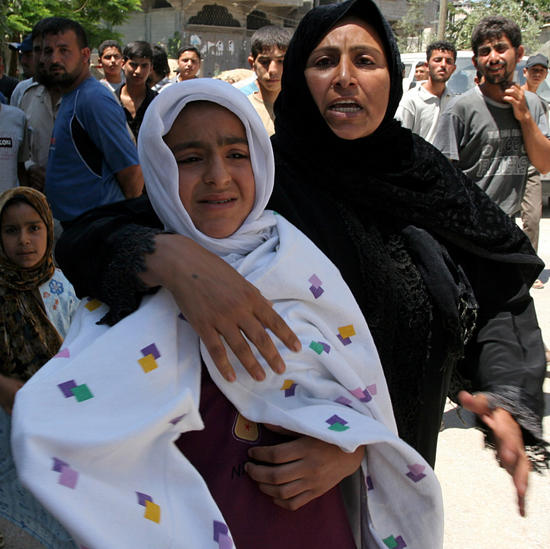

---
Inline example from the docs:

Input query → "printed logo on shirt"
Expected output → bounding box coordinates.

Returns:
[477,129,528,177]
[233,413,259,442]
[0,137,13,148]
[231,461,247,480]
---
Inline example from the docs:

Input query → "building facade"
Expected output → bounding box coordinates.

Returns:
[112,0,415,76]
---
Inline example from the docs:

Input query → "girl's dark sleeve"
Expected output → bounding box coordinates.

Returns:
[55,196,164,325]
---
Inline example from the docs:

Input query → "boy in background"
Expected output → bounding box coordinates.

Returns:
[117,41,157,139]
[247,25,292,135]
[175,46,201,81]
[98,40,125,92]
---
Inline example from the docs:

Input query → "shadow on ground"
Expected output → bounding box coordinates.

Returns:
[441,406,477,430]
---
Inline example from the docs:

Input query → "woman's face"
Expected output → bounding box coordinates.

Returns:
[304,17,390,140]
[163,102,256,239]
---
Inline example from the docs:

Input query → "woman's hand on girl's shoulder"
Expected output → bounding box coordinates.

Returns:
[142,234,301,382]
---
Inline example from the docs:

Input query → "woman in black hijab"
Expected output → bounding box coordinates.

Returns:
[269,0,547,512]
[56,0,546,517]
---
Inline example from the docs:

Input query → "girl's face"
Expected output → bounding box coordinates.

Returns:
[1,202,48,269]
[163,102,256,239]
[304,17,390,140]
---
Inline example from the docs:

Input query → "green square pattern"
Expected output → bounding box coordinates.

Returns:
[329,422,349,432]
[71,384,94,402]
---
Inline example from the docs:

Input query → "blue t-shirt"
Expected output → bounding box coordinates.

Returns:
[45,77,139,221]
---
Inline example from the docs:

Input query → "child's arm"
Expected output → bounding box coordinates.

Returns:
[0,374,24,415]
[246,426,364,510]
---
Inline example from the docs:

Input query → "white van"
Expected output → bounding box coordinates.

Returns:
[401,50,477,92]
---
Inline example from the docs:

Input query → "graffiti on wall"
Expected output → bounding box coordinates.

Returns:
[183,29,251,77]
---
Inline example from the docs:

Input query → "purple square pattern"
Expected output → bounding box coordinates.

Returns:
[141,343,160,359]
[308,274,324,299]
[213,521,230,543]
[335,396,352,407]
[58,380,77,398]
[326,414,347,426]
[366,475,374,490]
[52,457,69,473]
[350,387,372,403]
[337,334,352,346]
[52,458,78,489]
[170,414,185,425]
[136,492,153,506]
[284,383,297,397]
[406,464,426,482]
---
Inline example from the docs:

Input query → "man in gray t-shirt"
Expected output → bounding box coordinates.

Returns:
[434,16,550,216]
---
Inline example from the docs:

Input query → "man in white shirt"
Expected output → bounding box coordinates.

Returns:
[396,41,456,143]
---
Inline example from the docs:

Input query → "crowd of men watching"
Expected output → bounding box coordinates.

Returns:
[0,18,291,223]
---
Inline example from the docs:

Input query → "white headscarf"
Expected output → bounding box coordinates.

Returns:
[138,79,275,257]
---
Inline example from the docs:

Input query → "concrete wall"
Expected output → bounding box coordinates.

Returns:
[111,0,439,73]
[114,8,183,46]
[182,26,252,77]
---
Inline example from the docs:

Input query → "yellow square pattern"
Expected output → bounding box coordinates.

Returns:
[138,354,158,373]
[280,379,295,390]
[144,500,161,523]
[85,299,102,312]
[338,325,356,339]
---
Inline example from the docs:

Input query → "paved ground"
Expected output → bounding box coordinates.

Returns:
[1,214,549,548]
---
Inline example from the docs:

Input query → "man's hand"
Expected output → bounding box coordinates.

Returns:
[246,424,364,510]
[141,234,301,382]
[0,374,24,415]
[503,82,550,173]
[503,82,531,123]
[458,390,530,516]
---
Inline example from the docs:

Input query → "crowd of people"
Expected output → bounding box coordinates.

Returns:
[0,0,548,548]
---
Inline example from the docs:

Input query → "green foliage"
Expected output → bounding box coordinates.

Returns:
[395,0,549,54]
[395,0,433,53]
[446,0,544,53]
[166,31,182,59]
[1,0,142,48]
